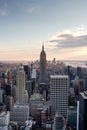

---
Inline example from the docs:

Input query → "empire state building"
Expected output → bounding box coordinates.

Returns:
[40,44,46,83]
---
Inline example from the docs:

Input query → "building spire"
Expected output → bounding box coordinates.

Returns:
[42,42,44,51]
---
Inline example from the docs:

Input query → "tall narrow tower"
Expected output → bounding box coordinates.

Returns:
[40,43,46,83]
[16,65,28,104]
[10,66,29,125]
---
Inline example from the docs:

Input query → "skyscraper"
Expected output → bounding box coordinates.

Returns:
[79,92,87,130]
[7,69,12,87]
[77,66,82,78]
[50,75,69,118]
[40,44,46,83]
[16,66,28,104]
[10,65,29,125]
[23,64,30,80]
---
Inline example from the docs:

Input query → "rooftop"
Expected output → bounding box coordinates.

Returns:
[50,75,68,79]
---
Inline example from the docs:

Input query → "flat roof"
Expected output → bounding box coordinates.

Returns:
[50,75,68,79]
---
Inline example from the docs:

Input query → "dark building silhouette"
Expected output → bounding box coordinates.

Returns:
[23,65,29,76]
[4,84,11,96]
[7,70,12,87]
[23,64,31,80]
[66,65,73,80]
[40,44,46,83]
[77,66,82,78]
[39,83,49,101]
[39,44,50,99]
[84,76,87,91]
[79,92,87,130]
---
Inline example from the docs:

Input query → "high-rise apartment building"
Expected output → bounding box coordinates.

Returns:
[50,75,69,118]
[40,44,46,83]
[16,66,28,104]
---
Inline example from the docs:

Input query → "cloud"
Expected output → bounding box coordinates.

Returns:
[24,6,37,13]
[45,26,87,60]
[52,34,87,48]
[46,26,87,49]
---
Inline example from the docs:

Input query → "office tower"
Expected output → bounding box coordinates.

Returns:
[26,80,33,98]
[79,80,84,92]
[31,68,36,92]
[4,84,11,96]
[7,69,12,87]
[0,89,3,103]
[50,75,69,118]
[84,76,87,91]
[67,66,72,76]
[10,65,29,125]
[31,68,36,79]
[16,65,28,104]
[4,95,14,111]
[23,64,29,76]
[12,85,16,102]
[66,65,73,80]
[23,64,30,80]
[77,66,82,78]
[68,106,77,129]
[79,92,87,130]
[40,44,46,83]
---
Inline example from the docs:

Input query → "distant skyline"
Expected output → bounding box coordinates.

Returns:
[0,0,87,61]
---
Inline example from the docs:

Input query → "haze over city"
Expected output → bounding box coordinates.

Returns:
[0,0,87,61]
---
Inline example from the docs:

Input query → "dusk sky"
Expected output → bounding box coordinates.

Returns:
[0,0,87,61]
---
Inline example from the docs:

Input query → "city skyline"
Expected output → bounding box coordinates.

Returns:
[0,0,87,61]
